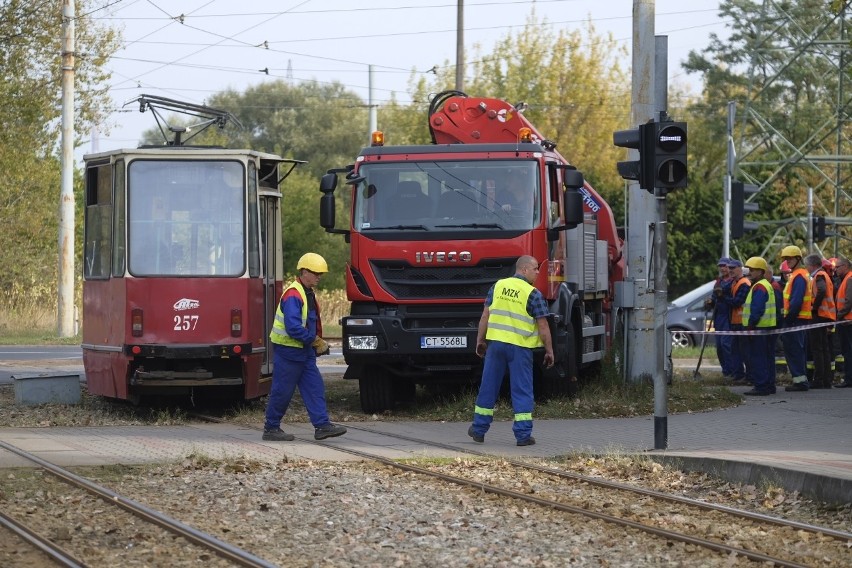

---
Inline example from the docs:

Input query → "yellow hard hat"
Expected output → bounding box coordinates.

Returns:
[780,245,803,258]
[745,256,768,272]
[297,252,328,273]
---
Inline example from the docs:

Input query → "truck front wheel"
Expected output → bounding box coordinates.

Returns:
[359,366,394,413]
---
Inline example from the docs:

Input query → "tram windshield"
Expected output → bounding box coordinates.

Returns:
[351,160,540,233]
[128,160,246,276]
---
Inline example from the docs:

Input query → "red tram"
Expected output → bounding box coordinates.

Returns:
[81,96,300,403]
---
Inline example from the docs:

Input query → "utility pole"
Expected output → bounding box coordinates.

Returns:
[456,0,464,91]
[625,0,656,387]
[58,0,76,337]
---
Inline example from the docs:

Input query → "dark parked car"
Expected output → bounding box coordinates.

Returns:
[667,281,715,348]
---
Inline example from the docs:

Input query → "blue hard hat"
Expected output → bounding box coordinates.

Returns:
[727,259,742,268]
[717,257,729,266]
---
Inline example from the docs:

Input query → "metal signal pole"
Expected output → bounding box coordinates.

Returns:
[58,0,76,337]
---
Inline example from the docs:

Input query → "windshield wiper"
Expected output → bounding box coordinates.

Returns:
[434,223,504,229]
[362,224,428,231]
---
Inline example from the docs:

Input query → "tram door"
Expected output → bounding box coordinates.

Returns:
[260,192,281,375]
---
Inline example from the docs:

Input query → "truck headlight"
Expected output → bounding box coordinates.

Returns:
[348,335,378,350]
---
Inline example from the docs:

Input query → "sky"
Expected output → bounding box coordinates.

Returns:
[85,0,728,155]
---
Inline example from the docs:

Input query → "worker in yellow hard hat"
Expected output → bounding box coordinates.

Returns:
[779,245,812,391]
[263,252,347,441]
[741,257,777,395]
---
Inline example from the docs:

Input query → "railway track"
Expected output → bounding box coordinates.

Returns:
[0,440,277,568]
[195,414,852,567]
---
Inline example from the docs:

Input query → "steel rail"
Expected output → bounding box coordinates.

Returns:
[343,423,852,542]
[0,440,277,568]
[192,414,817,566]
[0,510,85,568]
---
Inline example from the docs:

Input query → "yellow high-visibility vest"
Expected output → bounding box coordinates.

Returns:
[485,277,543,349]
[270,280,308,347]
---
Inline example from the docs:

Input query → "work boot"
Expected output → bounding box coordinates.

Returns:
[262,428,295,441]
[315,423,347,440]
[467,426,484,443]
[785,382,809,392]
[516,437,536,446]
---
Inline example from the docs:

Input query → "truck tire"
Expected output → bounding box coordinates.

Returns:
[359,366,394,413]
[535,322,578,399]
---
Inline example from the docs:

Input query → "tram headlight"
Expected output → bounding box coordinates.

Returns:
[348,335,378,350]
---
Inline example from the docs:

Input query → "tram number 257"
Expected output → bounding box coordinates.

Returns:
[174,315,199,331]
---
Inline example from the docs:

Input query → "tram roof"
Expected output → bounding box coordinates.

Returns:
[83,146,294,164]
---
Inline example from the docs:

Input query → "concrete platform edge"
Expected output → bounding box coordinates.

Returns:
[647,454,851,506]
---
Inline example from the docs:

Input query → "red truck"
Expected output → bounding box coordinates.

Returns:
[320,91,625,412]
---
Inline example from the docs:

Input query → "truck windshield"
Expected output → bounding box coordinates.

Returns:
[127,160,246,277]
[352,160,540,232]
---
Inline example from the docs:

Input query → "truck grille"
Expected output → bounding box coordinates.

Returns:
[371,258,516,300]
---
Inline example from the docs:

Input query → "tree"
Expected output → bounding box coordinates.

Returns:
[0,1,121,300]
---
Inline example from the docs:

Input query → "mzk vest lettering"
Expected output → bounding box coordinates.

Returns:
[485,277,543,349]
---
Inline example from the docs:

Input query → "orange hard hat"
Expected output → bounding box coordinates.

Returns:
[822,259,833,271]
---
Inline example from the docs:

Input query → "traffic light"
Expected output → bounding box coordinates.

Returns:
[651,120,688,191]
[614,118,688,193]
[730,180,760,239]
[814,216,827,241]
[613,122,654,191]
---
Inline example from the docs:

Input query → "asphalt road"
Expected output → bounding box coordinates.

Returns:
[0,345,347,386]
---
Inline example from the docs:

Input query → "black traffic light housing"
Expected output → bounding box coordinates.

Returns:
[613,115,688,193]
[730,180,760,239]
[651,121,688,190]
[814,216,827,241]
[613,123,653,191]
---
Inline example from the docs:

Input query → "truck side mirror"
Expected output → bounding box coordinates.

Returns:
[320,193,336,229]
[319,173,337,229]
[319,173,338,194]
[563,170,585,228]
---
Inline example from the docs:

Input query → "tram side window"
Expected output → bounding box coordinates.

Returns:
[84,164,113,280]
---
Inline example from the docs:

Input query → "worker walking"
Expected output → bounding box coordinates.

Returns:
[780,245,813,392]
[742,257,777,396]
[263,253,347,441]
[469,255,554,446]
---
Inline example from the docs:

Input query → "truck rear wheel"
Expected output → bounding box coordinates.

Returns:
[535,322,578,399]
[359,366,394,413]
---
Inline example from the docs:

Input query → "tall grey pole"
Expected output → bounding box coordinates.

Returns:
[456,0,464,91]
[58,0,76,337]
[626,0,656,385]
[368,64,377,140]
[653,35,668,450]
[724,102,736,258]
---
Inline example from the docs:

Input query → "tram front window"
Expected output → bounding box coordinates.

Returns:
[128,160,246,276]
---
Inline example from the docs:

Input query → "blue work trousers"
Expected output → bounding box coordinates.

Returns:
[747,333,775,393]
[472,341,534,442]
[715,333,735,376]
[781,320,808,379]
[729,323,747,379]
[264,344,329,430]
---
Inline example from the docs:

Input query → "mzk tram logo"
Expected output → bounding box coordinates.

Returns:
[174,298,200,311]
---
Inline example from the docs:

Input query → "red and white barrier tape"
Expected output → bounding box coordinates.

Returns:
[676,319,852,336]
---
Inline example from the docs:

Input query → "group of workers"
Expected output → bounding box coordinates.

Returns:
[708,246,852,395]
